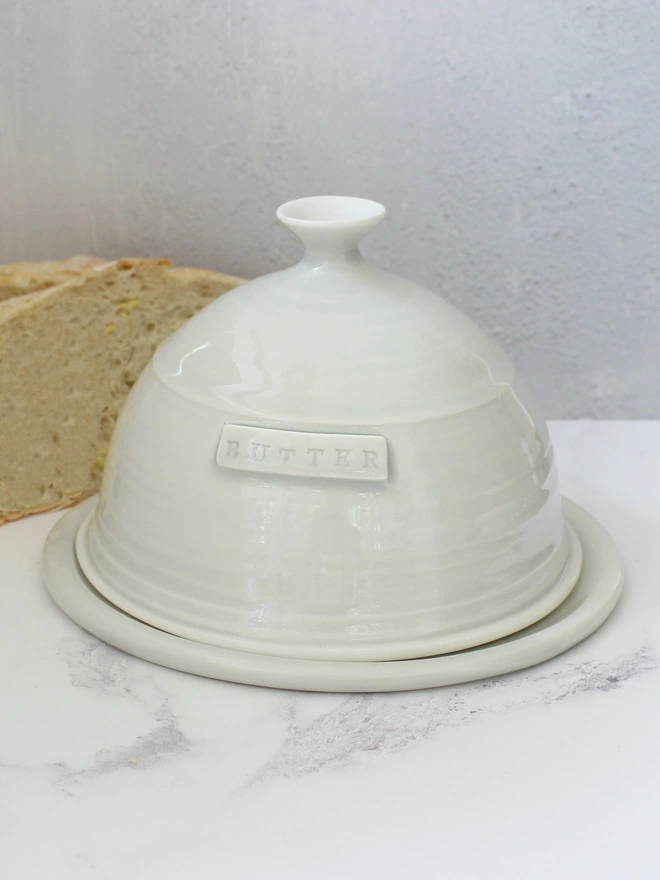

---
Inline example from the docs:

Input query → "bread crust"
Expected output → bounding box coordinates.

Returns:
[0,490,91,526]
[0,255,108,301]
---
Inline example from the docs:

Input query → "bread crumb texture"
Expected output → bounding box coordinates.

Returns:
[0,258,244,524]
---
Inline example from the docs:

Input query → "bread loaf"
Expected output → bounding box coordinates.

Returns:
[0,258,244,524]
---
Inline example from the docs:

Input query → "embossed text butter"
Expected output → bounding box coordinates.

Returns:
[217,424,388,481]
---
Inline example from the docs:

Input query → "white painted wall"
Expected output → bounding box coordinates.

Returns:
[1,0,659,417]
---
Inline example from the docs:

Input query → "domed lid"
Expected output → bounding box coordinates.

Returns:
[71,195,578,665]
[153,196,515,424]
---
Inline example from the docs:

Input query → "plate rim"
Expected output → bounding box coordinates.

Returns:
[42,496,623,693]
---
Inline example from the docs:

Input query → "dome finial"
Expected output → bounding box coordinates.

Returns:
[277,196,386,259]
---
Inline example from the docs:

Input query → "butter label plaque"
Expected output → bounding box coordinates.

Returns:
[217,425,388,481]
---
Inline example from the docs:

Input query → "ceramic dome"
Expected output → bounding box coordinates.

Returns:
[74,196,583,662]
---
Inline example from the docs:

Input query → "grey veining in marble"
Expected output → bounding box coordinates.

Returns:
[240,644,656,790]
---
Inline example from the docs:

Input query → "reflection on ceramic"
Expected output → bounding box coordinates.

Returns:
[74,196,583,662]
[44,497,623,693]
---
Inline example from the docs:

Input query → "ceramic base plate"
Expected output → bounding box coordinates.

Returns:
[42,497,623,693]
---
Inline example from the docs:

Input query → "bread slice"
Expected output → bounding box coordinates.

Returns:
[0,258,244,524]
[0,256,107,301]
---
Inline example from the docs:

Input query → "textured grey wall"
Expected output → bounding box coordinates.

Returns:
[1,1,659,417]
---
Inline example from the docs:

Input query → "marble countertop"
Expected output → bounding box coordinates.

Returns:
[2,421,659,880]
